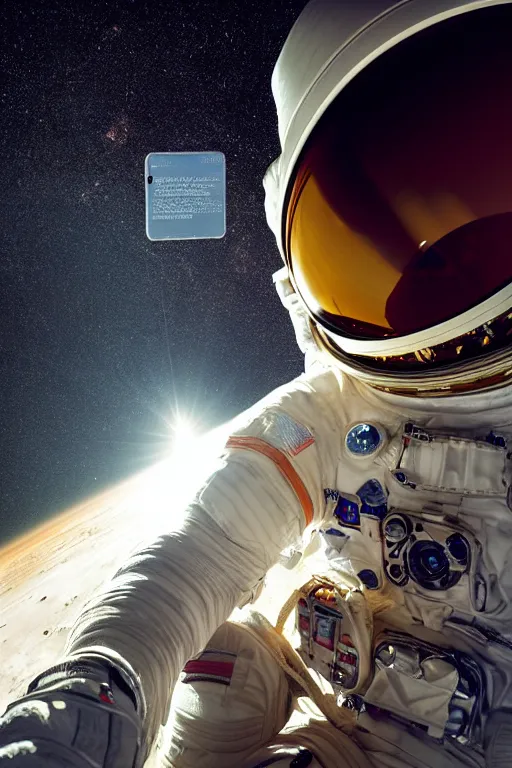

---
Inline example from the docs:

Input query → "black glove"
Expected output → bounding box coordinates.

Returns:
[0,657,145,767]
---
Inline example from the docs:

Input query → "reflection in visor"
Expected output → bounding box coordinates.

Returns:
[286,5,512,340]
[327,303,512,372]
[386,215,512,334]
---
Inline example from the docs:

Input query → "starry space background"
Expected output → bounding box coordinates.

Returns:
[0,0,309,545]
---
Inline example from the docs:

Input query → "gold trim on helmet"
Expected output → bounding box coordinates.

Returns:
[312,307,512,397]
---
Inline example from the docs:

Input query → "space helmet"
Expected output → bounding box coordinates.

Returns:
[264,0,512,396]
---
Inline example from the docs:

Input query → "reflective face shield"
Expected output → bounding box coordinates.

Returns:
[286,5,512,344]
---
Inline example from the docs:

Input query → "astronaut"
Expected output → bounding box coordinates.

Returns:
[2,0,512,765]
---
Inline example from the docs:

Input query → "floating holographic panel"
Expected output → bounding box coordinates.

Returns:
[145,152,226,241]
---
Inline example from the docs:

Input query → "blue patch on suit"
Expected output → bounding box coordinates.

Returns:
[357,479,388,519]
[334,497,361,527]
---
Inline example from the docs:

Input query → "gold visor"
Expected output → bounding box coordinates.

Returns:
[286,4,512,341]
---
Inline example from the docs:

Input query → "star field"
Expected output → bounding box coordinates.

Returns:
[0,0,309,544]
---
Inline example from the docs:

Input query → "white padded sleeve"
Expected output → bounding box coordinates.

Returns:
[64,369,346,753]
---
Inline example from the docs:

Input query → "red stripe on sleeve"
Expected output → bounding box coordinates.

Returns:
[183,660,235,679]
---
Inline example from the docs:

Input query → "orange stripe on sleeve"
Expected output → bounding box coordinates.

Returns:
[226,436,314,527]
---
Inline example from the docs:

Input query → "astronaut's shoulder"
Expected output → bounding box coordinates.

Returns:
[234,367,336,419]
[223,369,348,457]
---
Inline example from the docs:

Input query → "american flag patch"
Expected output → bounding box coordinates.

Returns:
[181,651,235,686]
[262,411,315,456]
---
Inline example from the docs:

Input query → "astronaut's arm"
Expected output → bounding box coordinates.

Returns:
[0,497,292,768]
[62,444,314,755]
[0,371,340,765]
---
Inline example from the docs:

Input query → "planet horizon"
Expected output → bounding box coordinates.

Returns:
[0,427,300,766]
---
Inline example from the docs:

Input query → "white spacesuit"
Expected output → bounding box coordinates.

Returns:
[2,0,512,766]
